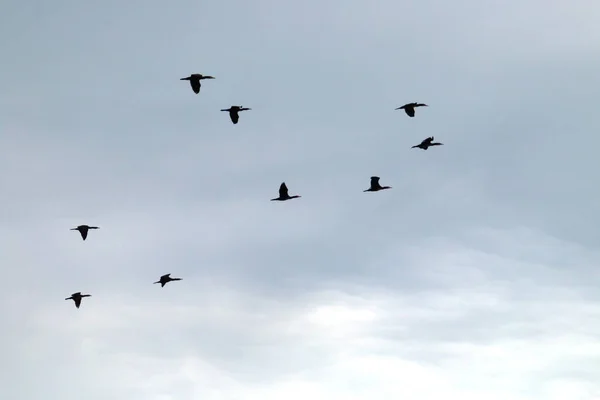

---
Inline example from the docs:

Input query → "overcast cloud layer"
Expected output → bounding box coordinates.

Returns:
[2,1,600,399]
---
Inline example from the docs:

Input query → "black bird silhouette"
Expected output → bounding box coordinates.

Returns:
[364,176,392,192]
[411,136,443,150]
[70,225,99,241]
[153,273,182,287]
[65,292,91,309]
[395,102,428,117]
[271,182,301,201]
[180,74,215,94]
[221,105,251,124]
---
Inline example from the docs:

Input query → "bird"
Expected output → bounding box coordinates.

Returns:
[411,136,443,150]
[271,182,301,201]
[364,176,392,192]
[395,102,428,117]
[221,106,251,124]
[70,225,99,241]
[180,74,215,94]
[153,273,182,287]
[65,292,91,309]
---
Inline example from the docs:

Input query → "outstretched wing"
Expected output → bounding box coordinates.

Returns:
[190,79,200,94]
[80,228,88,240]
[415,103,428,107]
[404,107,415,117]
[161,274,170,280]
[74,297,81,308]
[230,110,239,124]
[279,182,289,198]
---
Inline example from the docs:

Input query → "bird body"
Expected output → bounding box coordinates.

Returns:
[65,292,91,308]
[395,102,428,117]
[271,182,301,201]
[70,225,99,241]
[412,136,443,150]
[221,106,251,124]
[180,74,215,94]
[364,176,392,192]
[154,273,182,287]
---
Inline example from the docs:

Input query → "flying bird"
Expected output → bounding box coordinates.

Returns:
[364,176,392,192]
[271,182,301,201]
[180,74,215,94]
[395,102,428,117]
[411,136,443,150]
[65,292,91,309]
[221,106,251,124]
[70,225,99,241]
[153,273,182,287]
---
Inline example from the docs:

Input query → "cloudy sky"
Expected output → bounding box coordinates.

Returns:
[2,0,600,399]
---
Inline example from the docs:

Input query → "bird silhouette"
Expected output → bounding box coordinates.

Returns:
[271,182,301,201]
[180,74,215,94]
[221,106,251,124]
[411,136,443,150]
[70,225,99,241]
[364,176,392,192]
[65,292,91,309]
[395,102,428,117]
[153,273,182,287]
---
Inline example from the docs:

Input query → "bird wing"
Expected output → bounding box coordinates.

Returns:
[80,228,88,240]
[74,297,81,308]
[405,107,415,117]
[415,103,428,107]
[190,79,200,94]
[423,137,433,145]
[279,182,289,198]
[230,110,239,124]
[161,274,170,280]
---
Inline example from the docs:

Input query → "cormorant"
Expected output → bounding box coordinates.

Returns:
[65,292,91,309]
[70,225,99,241]
[221,106,251,124]
[271,182,301,201]
[411,136,443,150]
[180,74,215,94]
[364,176,392,192]
[153,273,182,287]
[395,102,428,117]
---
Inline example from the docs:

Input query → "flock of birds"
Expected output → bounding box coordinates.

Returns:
[64,73,442,309]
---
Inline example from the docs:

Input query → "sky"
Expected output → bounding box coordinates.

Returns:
[1,0,600,399]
